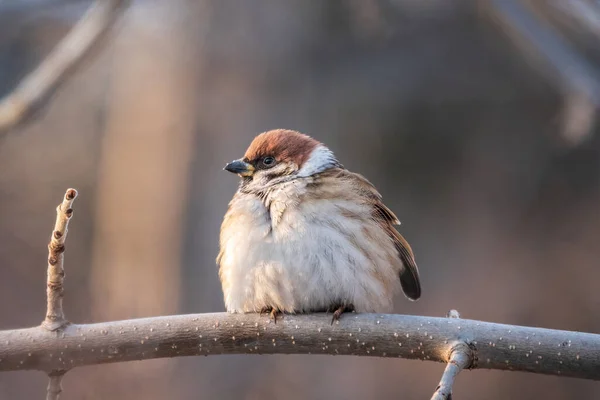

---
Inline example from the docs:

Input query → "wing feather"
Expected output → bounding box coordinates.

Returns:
[320,168,422,300]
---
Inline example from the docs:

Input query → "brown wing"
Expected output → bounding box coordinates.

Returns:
[386,223,421,300]
[322,168,422,300]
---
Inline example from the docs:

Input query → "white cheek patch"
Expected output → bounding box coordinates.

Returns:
[298,145,340,177]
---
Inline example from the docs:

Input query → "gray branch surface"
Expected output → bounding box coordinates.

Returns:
[0,312,598,380]
[0,0,129,133]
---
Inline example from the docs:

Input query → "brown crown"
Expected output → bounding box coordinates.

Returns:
[244,129,320,167]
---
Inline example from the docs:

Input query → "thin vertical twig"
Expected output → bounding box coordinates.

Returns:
[46,372,65,400]
[431,342,473,400]
[42,188,78,331]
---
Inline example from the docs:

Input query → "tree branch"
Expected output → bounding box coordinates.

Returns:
[0,0,129,134]
[43,188,77,331]
[0,312,599,380]
[481,0,600,145]
[431,342,473,400]
[46,371,64,400]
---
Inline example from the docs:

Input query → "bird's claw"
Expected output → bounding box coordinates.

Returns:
[270,308,282,323]
[259,306,282,323]
[330,304,355,325]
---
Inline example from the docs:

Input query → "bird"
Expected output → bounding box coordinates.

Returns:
[217,129,421,323]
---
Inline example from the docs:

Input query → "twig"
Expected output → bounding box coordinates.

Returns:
[46,372,65,400]
[481,0,600,145]
[431,310,470,399]
[0,0,129,134]
[42,188,78,331]
[431,342,473,400]
[0,312,599,380]
[548,0,600,39]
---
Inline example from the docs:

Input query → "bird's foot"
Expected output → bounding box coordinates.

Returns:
[259,306,270,317]
[270,308,283,323]
[330,304,355,325]
[259,306,283,323]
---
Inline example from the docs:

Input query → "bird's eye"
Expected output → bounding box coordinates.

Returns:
[262,156,275,166]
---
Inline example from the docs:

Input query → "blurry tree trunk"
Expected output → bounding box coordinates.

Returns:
[88,2,200,398]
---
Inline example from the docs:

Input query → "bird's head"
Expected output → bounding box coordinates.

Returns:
[224,129,341,189]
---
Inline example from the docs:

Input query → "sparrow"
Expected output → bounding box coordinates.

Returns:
[217,129,421,323]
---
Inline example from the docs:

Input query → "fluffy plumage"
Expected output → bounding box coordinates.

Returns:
[218,129,421,317]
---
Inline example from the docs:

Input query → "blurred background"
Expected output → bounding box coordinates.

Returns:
[1,0,600,399]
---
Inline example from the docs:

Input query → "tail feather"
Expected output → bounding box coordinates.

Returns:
[400,263,421,300]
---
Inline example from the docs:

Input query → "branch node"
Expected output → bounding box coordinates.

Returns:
[65,189,77,200]
[431,341,473,400]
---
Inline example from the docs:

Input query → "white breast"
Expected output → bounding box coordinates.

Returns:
[218,180,401,314]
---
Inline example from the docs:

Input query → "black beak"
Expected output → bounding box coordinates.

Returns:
[224,159,255,177]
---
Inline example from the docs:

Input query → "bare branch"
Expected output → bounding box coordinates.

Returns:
[43,188,78,331]
[431,342,473,400]
[548,0,600,40]
[0,312,599,380]
[46,372,64,400]
[0,0,129,133]
[481,0,600,145]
